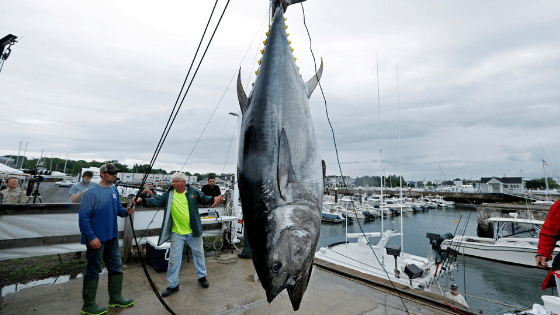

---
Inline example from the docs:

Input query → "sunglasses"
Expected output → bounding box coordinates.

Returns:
[106,172,117,175]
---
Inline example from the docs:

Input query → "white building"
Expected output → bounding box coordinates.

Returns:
[479,177,524,194]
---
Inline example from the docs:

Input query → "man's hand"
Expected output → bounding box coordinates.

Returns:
[536,255,549,268]
[89,238,101,249]
[126,207,134,215]
[132,197,142,205]
[212,195,224,208]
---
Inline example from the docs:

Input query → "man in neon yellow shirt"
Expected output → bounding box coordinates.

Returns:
[138,172,218,297]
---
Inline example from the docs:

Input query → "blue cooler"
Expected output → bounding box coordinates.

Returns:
[146,236,170,272]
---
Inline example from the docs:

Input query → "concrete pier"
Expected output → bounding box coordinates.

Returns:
[1,252,476,315]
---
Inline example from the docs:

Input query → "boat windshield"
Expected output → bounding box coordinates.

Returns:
[495,221,541,240]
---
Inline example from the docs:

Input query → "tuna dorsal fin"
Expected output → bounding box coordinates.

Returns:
[237,69,248,114]
[278,129,296,199]
[304,58,323,99]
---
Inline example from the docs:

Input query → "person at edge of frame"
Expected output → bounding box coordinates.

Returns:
[0,176,27,204]
[136,172,220,297]
[536,199,560,290]
[70,170,96,259]
[79,163,135,315]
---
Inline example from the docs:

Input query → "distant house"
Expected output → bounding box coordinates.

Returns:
[480,177,524,194]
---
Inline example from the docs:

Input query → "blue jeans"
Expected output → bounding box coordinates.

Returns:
[84,237,122,281]
[167,232,207,288]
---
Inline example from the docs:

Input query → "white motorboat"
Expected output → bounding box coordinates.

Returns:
[432,195,455,208]
[315,230,455,294]
[322,201,350,223]
[440,213,559,267]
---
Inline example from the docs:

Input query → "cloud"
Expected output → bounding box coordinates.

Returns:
[1,0,559,182]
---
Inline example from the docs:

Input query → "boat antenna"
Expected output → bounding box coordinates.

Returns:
[377,53,383,233]
[397,65,403,254]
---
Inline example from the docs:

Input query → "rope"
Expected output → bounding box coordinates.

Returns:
[444,302,468,315]
[300,3,412,314]
[140,0,222,188]
[180,12,268,172]
[127,1,232,313]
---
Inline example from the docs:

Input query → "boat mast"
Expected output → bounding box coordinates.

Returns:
[15,141,21,168]
[19,142,28,169]
[397,65,403,253]
[542,157,549,201]
[63,153,69,174]
[376,53,383,233]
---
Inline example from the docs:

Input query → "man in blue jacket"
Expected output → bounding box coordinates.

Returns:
[79,163,134,315]
[137,172,218,297]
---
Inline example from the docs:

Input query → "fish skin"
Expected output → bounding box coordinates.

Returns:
[236,2,323,311]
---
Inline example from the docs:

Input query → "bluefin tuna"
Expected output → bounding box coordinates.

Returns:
[236,0,323,311]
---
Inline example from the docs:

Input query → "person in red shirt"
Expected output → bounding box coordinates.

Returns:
[536,200,560,289]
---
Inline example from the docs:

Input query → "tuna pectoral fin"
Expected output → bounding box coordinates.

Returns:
[305,58,323,99]
[278,129,296,199]
[287,263,314,311]
[237,69,248,114]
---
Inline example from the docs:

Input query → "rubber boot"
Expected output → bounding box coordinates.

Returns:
[108,273,134,308]
[82,279,107,315]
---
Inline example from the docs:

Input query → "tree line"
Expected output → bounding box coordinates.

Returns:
[3,156,227,181]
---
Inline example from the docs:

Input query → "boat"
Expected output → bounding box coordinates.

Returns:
[431,195,455,208]
[315,230,455,294]
[322,201,351,224]
[439,213,559,267]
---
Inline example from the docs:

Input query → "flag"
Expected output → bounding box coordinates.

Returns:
[543,158,548,166]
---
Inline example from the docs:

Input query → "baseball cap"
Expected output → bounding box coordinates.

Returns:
[450,283,458,289]
[99,163,121,174]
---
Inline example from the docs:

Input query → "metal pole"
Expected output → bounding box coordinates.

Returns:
[543,157,549,201]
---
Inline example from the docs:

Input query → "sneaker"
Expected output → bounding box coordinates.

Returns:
[161,286,179,297]
[198,277,209,288]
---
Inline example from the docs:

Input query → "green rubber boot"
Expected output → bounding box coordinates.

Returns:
[108,274,134,308]
[81,279,107,315]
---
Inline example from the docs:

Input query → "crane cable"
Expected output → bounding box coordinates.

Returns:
[127,1,231,314]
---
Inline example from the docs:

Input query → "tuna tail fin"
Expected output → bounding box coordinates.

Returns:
[273,0,307,13]
[237,68,248,114]
[304,58,323,99]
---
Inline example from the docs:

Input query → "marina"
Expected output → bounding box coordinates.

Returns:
[318,206,553,314]
[2,0,560,314]
[1,193,556,314]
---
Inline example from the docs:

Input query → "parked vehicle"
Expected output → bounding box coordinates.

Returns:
[55,180,77,187]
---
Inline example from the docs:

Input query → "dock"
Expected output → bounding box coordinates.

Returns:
[1,251,478,315]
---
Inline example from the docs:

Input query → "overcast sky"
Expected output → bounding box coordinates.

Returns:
[1,0,559,181]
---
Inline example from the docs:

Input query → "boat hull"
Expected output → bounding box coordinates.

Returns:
[440,237,560,267]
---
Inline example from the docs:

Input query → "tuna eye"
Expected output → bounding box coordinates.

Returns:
[271,262,282,273]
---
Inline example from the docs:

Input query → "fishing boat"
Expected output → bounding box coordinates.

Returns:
[315,230,456,294]
[439,213,558,267]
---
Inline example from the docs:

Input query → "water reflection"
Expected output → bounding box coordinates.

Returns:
[1,268,106,297]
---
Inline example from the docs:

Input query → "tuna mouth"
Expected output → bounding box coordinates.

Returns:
[266,274,301,303]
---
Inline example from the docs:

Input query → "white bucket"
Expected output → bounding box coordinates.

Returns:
[542,295,560,315]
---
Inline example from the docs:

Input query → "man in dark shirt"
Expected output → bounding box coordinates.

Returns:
[201,176,221,197]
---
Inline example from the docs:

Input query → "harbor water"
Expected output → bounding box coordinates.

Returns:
[318,206,551,314]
